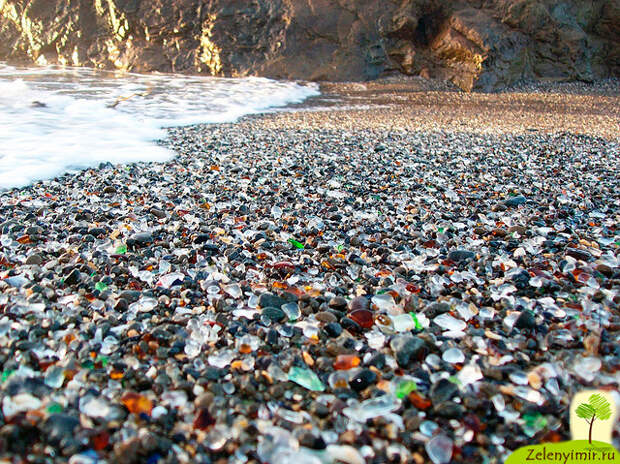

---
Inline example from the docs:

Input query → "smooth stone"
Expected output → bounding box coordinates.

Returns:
[258,292,286,309]
[194,233,211,244]
[0,424,38,454]
[324,322,343,338]
[430,378,459,404]
[434,401,465,418]
[350,369,377,392]
[565,248,592,261]
[316,311,337,323]
[266,329,279,345]
[368,353,386,370]
[505,195,527,207]
[150,207,166,218]
[448,249,475,262]
[43,414,80,445]
[261,306,286,323]
[424,302,451,318]
[474,226,488,235]
[88,227,107,236]
[596,263,613,277]
[374,143,387,152]
[311,402,330,419]
[507,225,527,235]
[64,269,81,286]
[390,335,426,367]
[128,232,153,247]
[25,254,43,265]
[5,378,50,399]
[329,296,348,310]
[515,310,536,330]
[340,317,361,334]
[509,270,531,289]
[119,290,141,303]
[298,431,327,450]
[204,367,224,381]
[114,298,129,312]
[348,296,370,312]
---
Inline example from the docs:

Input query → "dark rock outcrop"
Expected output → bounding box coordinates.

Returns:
[0,0,618,90]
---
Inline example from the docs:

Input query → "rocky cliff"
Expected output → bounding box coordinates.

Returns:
[0,0,618,90]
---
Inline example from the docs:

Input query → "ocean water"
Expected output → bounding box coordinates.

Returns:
[0,63,319,190]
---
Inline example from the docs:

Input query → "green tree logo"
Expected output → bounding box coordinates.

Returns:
[575,393,612,444]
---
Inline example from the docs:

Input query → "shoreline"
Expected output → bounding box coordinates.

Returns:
[281,77,620,140]
[0,82,619,462]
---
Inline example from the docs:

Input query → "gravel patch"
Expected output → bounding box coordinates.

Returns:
[0,86,619,463]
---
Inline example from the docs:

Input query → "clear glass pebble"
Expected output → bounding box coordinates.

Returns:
[442,348,465,364]
[185,339,202,358]
[79,397,111,419]
[491,394,505,412]
[128,296,157,313]
[419,420,439,437]
[157,272,185,288]
[425,435,453,464]
[282,303,301,321]
[208,350,235,368]
[271,205,283,219]
[572,356,601,382]
[223,283,242,298]
[433,313,466,331]
[371,293,397,313]
[391,313,417,332]
[457,363,483,386]
[2,393,42,418]
[44,365,65,389]
[509,371,528,385]
[343,396,400,422]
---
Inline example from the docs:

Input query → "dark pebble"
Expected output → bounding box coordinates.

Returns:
[128,232,153,247]
[515,310,536,330]
[329,296,348,310]
[258,292,286,309]
[194,233,211,244]
[64,269,81,286]
[298,431,327,450]
[261,306,286,323]
[392,335,426,367]
[350,369,377,392]
[324,322,343,338]
[434,401,465,418]
[367,353,386,370]
[565,247,592,261]
[504,195,527,207]
[150,208,166,219]
[43,414,80,446]
[25,254,43,265]
[448,249,475,262]
[340,317,361,333]
[430,378,459,404]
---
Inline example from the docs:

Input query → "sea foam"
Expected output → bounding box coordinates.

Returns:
[0,63,319,190]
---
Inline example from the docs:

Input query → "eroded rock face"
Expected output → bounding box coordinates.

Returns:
[0,0,618,90]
